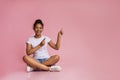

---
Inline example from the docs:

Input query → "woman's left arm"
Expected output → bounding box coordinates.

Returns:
[48,28,63,50]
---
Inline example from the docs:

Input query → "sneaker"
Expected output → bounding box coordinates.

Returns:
[49,65,62,72]
[27,66,34,72]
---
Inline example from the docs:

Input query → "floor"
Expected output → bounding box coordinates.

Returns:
[1,66,96,80]
[1,64,120,80]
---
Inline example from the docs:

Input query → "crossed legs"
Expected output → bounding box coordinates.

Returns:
[23,55,60,71]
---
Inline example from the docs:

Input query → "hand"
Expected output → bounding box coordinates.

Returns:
[39,38,45,46]
[58,28,63,36]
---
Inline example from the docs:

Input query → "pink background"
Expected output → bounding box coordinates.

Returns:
[0,0,120,80]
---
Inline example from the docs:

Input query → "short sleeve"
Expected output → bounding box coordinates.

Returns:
[26,37,32,45]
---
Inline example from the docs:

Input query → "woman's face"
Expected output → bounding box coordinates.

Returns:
[34,24,43,36]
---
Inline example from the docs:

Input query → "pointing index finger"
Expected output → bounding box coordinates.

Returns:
[42,38,46,41]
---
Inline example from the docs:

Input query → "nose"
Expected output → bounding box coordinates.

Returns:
[36,28,41,31]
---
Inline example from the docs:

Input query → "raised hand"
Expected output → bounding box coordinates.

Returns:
[39,38,45,46]
[58,28,63,36]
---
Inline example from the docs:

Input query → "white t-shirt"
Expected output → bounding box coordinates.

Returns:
[26,35,51,59]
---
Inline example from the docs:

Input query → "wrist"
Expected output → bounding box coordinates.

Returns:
[38,44,41,47]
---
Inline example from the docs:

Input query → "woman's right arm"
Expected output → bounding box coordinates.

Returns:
[26,43,41,55]
[26,39,45,55]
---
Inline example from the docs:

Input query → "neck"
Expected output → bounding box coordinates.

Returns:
[34,34,41,38]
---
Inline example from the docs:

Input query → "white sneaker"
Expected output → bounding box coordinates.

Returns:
[49,65,62,72]
[27,66,34,72]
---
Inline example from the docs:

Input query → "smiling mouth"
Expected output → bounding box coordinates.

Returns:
[36,31,42,33]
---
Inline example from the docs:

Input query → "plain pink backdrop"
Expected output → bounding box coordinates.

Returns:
[0,0,120,80]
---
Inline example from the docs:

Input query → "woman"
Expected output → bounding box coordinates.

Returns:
[23,19,63,72]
